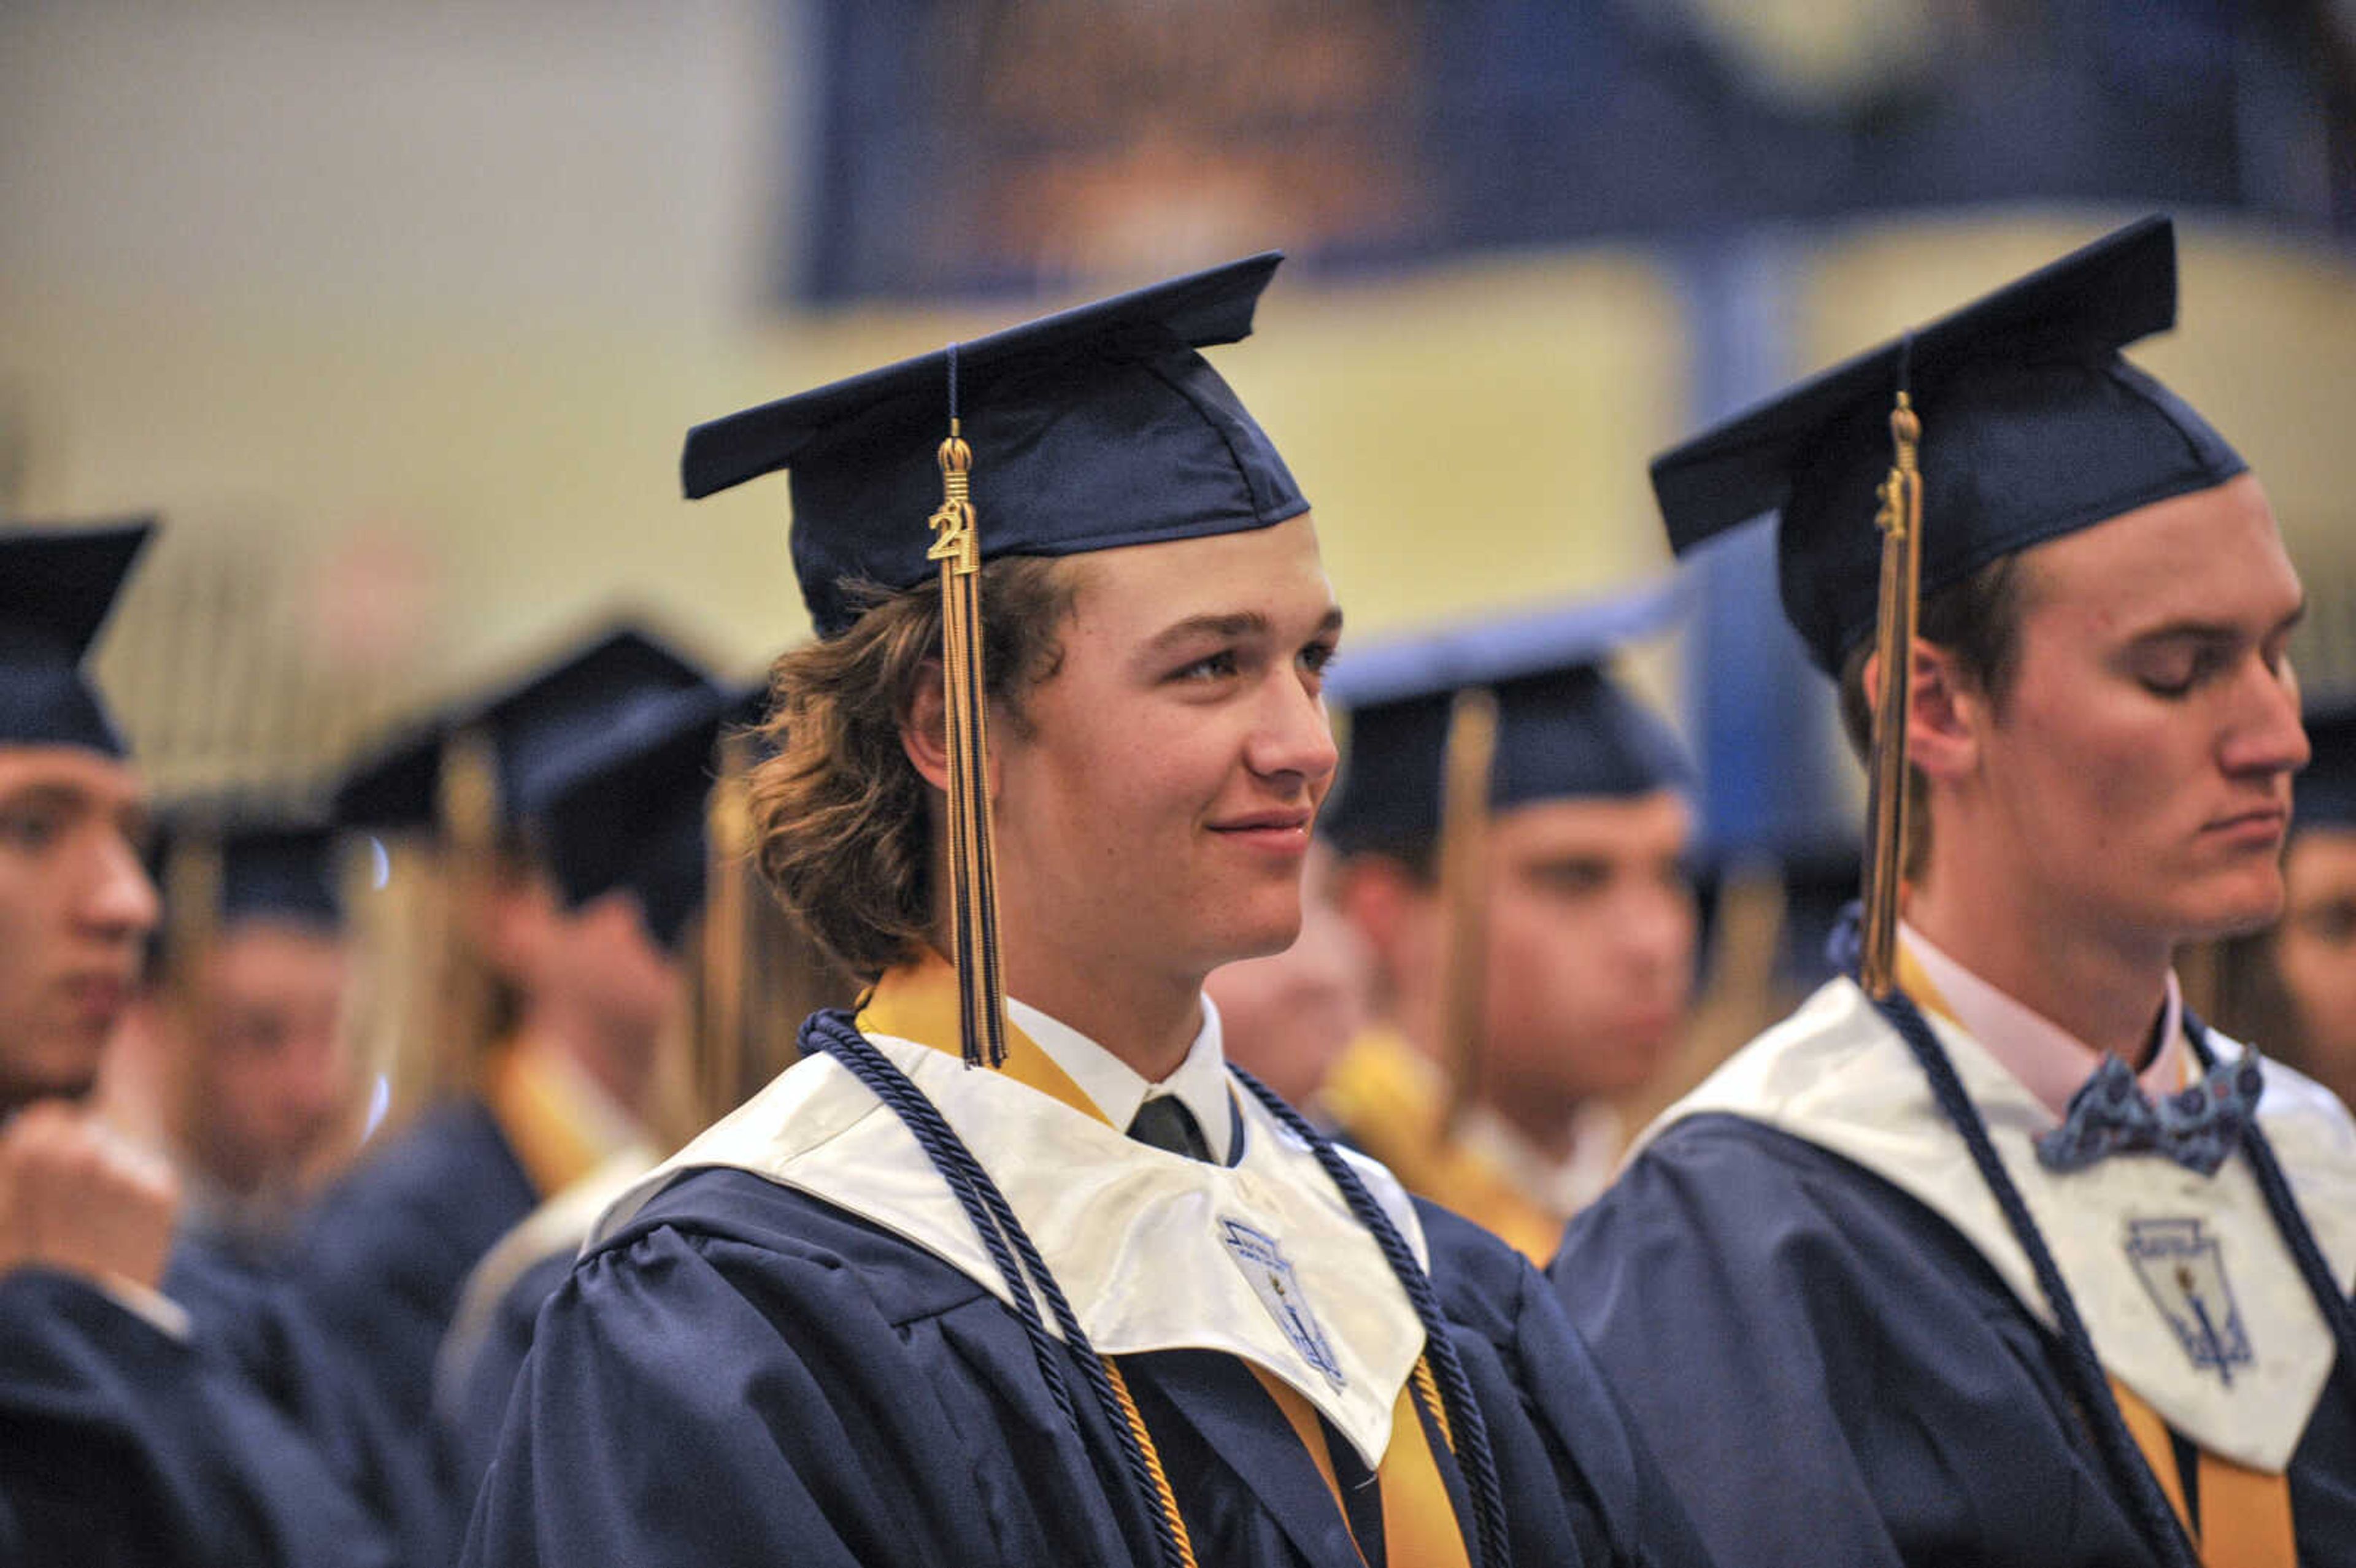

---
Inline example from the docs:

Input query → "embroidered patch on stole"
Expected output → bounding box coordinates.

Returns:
[1220,1218,1347,1391]
[2126,1218,2255,1383]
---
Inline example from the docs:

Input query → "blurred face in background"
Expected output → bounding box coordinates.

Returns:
[173,919,356,1196]
[0,747,158,1110]
[1205,842,1373,1106]
[1476,790,1697,1112]
[2271,825,2356,1107]
[1343,786,1697,1125]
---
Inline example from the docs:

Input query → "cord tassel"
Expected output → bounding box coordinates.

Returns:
[928,411,1009,1068]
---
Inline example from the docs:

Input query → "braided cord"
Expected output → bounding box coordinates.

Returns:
[2184,1013,2356,1391]
[1229,1065,1511,1568]
[1870,989,2200,1567]
[806,1012,1193,1568]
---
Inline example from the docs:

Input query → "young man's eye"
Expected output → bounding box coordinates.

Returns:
[0,810,60,852]
[2136,651,2212,698]
[1175,650,1240,682]
[1298,641,1337,677]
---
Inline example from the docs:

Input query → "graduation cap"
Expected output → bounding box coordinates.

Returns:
[683,253,1307,1067]
[1651,214,2244,994]
[332,625,717,835]
[0,520,155,756]
[1652,214,2244,677]
[148,808,347,982]
[520,682,764,953]
[1319,586,1692,1127]
[1320,583,1693,861]
[2296,704,2356,834]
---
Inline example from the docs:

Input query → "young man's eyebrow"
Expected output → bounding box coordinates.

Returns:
[2128,599,2307,645]
[1142,604,1344,656]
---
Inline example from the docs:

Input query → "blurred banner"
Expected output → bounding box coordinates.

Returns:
[789,0,2355,305]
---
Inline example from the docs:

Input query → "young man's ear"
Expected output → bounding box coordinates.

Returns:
[899,660,952,793]
[1861,639,1981,785]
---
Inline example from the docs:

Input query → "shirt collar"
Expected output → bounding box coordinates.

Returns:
[1900,920,2185,1121]
[1004,993,1234,1164]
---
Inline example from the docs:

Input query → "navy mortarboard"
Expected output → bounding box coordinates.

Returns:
[1320,583,1693,864]
[0,520,153,753]
[332,623,715,834]
[683,251,1306,638]
[1652,213,2244,676]
[153,812,345,934]
[147,806,347,986]
[520,681,761,954]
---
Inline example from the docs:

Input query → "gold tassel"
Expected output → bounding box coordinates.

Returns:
[1860,387,1924,998]
[1436,686,1499,1132]
[160,817,222,997]
[927,417,1008,1067]
[695,728,755,1124]
[433,726,504,1094]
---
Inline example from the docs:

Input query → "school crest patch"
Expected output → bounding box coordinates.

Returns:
[1220,1217,1347,1390]
[2126,1217,2255,1383]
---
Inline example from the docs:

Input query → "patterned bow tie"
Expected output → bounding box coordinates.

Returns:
[2033,1051,2265,1177]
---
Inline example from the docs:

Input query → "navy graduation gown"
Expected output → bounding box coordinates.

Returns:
[1552,1113,2356,1567]
[294,1097,537,1435]
[441,1247,568,1507]
[168,1236,450,1565]
[460,1166,1712,1567]
[0,1268,398,1568]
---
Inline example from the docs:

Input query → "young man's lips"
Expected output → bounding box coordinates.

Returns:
[1209,813,1314,849]
[65,974,131,1020]
[2206,807,2289,842]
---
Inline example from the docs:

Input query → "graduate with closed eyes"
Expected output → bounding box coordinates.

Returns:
[459,256,1713,1567]
[1553,217,2356,1567]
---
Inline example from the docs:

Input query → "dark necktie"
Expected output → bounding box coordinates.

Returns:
[2033,1051,2265,1177]
[1126,1095,1212,1163]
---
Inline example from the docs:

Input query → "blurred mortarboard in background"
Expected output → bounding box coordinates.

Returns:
[1319,583,1693,861]
[520,682,767,953]
[151,808,347,933]
[332,624,716,834]
[2296,702,2356,834]
[681,252,1307,637]
[1650,215,2246,673]
[0,520,155,756]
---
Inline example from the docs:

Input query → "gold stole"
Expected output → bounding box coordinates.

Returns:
[1319,1029,1564,1266]
[1894,948,2298,1567]
[860,955,1471,1568]
[481,1037,624,1199]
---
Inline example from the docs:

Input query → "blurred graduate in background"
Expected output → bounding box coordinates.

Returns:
[1315,591,1700,1259]
[0,520,399,1567]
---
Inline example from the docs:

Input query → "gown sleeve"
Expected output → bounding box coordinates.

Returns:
[0,1268,399,1568]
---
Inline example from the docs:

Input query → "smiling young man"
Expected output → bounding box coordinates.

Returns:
[1553,218,2356,1567]
[0,521,396,1567]
[1317,596,1698,1259]
[461,257,1712,1568]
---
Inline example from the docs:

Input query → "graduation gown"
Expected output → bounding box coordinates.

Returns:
[0,1267,398,1568]
[433,1148,657,1505]
[169,1236,450,1565]
[461,974,1712,1568]
[294,1095,538,1439]
[1552,975,2356,1567]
